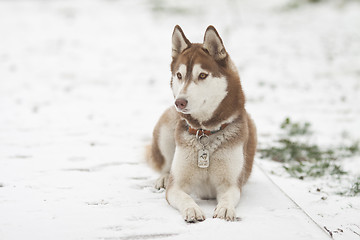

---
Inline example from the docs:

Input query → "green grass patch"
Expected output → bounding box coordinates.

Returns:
[280,117,312,136]
[259,118,360,183]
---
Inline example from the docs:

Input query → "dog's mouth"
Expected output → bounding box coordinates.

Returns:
[175,107,190,114]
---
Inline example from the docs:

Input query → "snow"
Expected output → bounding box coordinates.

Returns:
[0,0,359,239]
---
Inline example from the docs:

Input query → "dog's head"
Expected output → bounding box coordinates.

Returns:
[170,25,245,129]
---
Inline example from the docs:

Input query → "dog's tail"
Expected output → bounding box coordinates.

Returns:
[145,143,164,172]
[145,144,153,167]
[241,114,257,186]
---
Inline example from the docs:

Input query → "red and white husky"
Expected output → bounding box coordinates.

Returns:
[146,25,257,222]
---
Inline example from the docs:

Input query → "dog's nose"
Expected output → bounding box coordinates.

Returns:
[175,98,188,110]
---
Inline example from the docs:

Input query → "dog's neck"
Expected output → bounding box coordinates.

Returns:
[181,111,240,132]
[187,123,229,136]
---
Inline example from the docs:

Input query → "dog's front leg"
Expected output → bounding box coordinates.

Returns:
[167,184,205,223]
[213,185,240,221]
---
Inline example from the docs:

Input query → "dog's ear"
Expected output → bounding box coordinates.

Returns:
[172,25,191,58]
[203,26,227,61]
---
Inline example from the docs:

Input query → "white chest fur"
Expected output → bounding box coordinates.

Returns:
[171,138,244,198]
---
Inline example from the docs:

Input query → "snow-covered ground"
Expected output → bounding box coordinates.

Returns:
[0,0,359,239]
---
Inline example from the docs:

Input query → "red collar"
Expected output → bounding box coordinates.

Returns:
[187,123,229,136]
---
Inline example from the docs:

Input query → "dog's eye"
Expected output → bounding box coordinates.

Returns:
[198,73,208,80]
[176,72,182,80]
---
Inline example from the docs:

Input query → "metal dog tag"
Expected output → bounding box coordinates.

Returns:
[198,149,210,168]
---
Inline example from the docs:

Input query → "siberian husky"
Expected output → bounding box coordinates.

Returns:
[146,25,257,222]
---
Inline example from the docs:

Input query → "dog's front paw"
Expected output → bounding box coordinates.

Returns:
[213,206,236,221]
[155,174,169,190]
[183,207,205,223]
